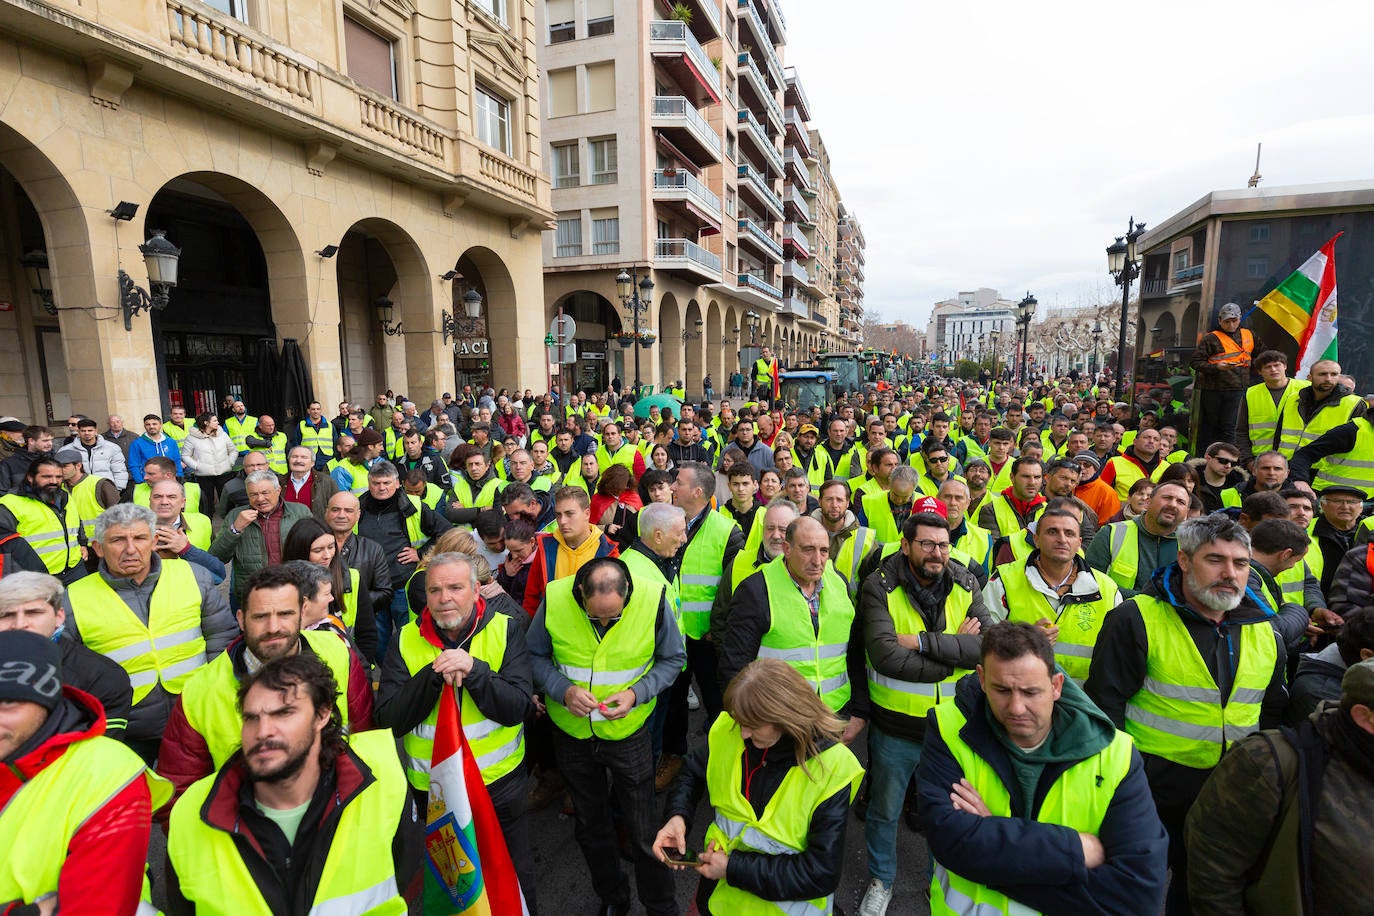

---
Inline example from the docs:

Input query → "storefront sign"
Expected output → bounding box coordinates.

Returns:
[454,339,490,356]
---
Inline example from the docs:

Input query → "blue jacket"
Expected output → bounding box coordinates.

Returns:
[916,673,1168,915]
[127,434,182,482]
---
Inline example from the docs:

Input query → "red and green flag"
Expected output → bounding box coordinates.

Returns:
[423,686,528,915]
[1256,232,1341,378]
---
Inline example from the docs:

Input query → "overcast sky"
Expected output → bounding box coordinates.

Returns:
[780,0,1374,329]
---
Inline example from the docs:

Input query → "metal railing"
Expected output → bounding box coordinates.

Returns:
[784,183,811,220]
[737,163,783,215]
[784,221,810,252]
[784,260,810,285]
[738,218,784,260]
[1141,278,1169,297]
[736,53,784,127]
[1174,264,1204,282]
[652,96,723,157]
[655,238,722,274]
[736,109,783,174]
[653,168,722,213]
[738,271,782,300]
[649,20,721,94]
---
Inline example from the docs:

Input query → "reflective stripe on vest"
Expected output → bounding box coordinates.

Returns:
[997,559,1119,681]
[248,432,288,474]
[1245,380,1307,454]
[180,630,353,768]
[544,575,660,740]
[67,473,105,540]
[930,699,1132,916]
[703,714,863,916]
[1312,417,1374,496]
[1207,328,1253,367]
[834,526,875,596]
[454,476,505,509]
[678,511,735,639]
[0,493,81,574]
[68,558,206,704]
[397,617,524,791]
[1123,595,1276,768]
[224,415,256,453]
[758,560,854,712]
[298,420,334,459]
[865,564,974,720]
[1277,392,1363,458]
[168,730,406,916]
[1105,521,1140,592]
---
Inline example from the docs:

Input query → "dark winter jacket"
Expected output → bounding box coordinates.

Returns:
[917,674,1168,915]
[58,631,134,741]
[1287,643,1348,726]
[860,550,989,742]
[358,490,451,585]
[1085,562,1289,810]
[337,532,391,662]
[1190,327,1262,390]
[664,731,851,914]
[1327,543,1374,620]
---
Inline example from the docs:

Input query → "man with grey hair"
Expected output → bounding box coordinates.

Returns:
[1087,514,1288,915]
[376,552,536,905]
[857,464,922,545]
[0,570,134,740]
[209,468,313,609]
[66,503,235,762]
[280,443,338,519]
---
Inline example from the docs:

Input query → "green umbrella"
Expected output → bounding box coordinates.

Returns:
[632,392,684,419]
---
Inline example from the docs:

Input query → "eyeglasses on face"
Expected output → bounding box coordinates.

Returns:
[910,539,951,553]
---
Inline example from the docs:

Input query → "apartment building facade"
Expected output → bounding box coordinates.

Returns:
[536,0,864,399]
[0,0,552,424]
[926,288,1015,365]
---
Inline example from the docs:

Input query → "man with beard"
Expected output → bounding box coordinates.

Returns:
[0,425,53,497]
[963,456,993,522]
[0,456,86,583]
[158,564,375,802]
[168,653,414,914]
[1275,359,1366,459]
[376,553,536,909]
[1087,516,1288,916]
[813,479,875,597]
[1082,480,1185,598]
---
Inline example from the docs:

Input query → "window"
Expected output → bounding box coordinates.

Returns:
[473,0,507,26]
[592,209,620,255]
[1250,224,1270,242]
[547,68,576,117]
[657,219,670,239]
[1173,250,1190,271]
[586,61,615,112]
[344,17,398,100]
[547,0,574,42]
[1247,257,1269,279]
[475,85,511,154]
[551,142,580,188]
[204,0,249,22]
[555,215,582,257]
[586,0,614,35]
[590,137,617,184]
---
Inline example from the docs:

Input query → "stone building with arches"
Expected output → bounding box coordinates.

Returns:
[0,0,552,424]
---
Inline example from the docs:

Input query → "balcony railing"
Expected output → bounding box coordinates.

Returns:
[783,260,810,285]
[736,54,785,129]
[649,20,721,96]
[738,218,784,260]
[736,110,783,174]
[1141,278,1169,298]
[739,271,782,301]
[785,221,810,251]
[784,66,811,121]
[1174,264,1204,282]
[810,310,827,326]
[784,183,810,220]
[167,0,317,100]
[738,163,783,216]
[654,168,721,214]
[652,96,723,158]
[656,238,722,275]
[358,92,446,161]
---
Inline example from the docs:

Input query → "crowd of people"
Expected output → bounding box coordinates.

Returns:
[2,334,1374,914]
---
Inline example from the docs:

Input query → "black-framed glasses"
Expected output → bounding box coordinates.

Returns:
[911,539,952,553]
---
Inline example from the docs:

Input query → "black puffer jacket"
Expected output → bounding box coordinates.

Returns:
[665,730,852,914]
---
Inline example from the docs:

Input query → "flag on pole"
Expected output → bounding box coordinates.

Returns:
[770,359,780,403]
[424,686,528,916]
[1256,232,1342,378]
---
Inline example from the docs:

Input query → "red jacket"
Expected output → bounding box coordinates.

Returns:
[0,688,152,916]
[156,634,375,812]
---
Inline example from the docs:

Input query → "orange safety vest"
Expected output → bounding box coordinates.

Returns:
[1208,329,1254,368]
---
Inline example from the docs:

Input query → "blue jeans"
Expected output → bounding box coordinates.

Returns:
[864,723,925,887]
[375,588,410,664]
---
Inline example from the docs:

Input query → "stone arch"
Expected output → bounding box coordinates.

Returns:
[1180,300,1200,346]
[1152,310,1177,350]
[706,299,723,395]
[684,299,704,400]
[658,292,682,391]
[453,245,518,397]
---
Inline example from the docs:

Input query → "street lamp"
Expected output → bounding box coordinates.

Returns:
[746,310,760,344]
[1016,292,1037,384]
[681,318,703,341]
[1107,217,1146,399]
[989,328,1001,379]
[1091,321,1103,376]
[616,268,655,397]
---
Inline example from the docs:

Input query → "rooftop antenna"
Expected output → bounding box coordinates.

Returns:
[1247,143,1263,188]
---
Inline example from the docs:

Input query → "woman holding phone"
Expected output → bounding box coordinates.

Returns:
[653,658,863,915]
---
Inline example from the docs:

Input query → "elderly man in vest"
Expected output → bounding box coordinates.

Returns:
[918,622,1168,915]
[528,556,684,916]
[1086,515,1288,915]
[855,508,990,915]
[167,653,413,915]
[157,563,374,804]
[1085,480,1189,598]
[376,552,536,910]
[66,503,236,763]
[1189,302,1258,448]
[0,629,171,913]
[209,469,314,610]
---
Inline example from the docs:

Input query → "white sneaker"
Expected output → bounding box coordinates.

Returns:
[687,686,700,710]
[858,878,892,916]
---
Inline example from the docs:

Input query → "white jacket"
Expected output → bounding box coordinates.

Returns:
[75,437,129,489]
[181,427,237,476]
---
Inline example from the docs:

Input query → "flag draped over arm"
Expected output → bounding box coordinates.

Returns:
[424,685,528,916]
[1256,231,1342,378]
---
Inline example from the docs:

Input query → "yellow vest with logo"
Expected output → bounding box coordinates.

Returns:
[757,560,854,712]
[703,714,863,916]
[865,563,975,720]
[929,701,1134,916]
[179,630,354,768]
[1124,594,1277,769]
[223,415,256,453]
[998,559,1120,681]
[0,493,82,574]
[0,733,171,911]
[168,729,406,916]
[544,575,661,740]
[68,557,206,704]
[397,617,524,791]
[1246,380,1308,455]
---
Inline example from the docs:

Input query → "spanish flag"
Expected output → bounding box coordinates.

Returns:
[424,686,528,915]
[1256,232,1341,379]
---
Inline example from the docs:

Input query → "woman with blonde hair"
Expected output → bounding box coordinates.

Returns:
[653,658,863,915]
[406,527,480,614]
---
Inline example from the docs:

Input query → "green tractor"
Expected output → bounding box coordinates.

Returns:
[778,369,836,412]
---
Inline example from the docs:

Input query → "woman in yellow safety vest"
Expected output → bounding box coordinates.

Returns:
[652,658,863,916]
[282,519,368,654]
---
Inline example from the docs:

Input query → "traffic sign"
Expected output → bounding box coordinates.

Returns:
[550,315,576,346]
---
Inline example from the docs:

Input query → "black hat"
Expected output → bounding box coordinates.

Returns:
[0,630,63,711]
[1319,485,1367,500]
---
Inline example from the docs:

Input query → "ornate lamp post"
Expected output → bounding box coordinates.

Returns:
[616,268,655,397]
[1106,217,1146,399]
[1016,292,1037,384]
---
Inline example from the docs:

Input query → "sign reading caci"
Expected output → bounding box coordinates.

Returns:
[455,339,490,356]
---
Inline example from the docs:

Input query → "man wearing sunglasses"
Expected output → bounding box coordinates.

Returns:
[1197,441,1245,513]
